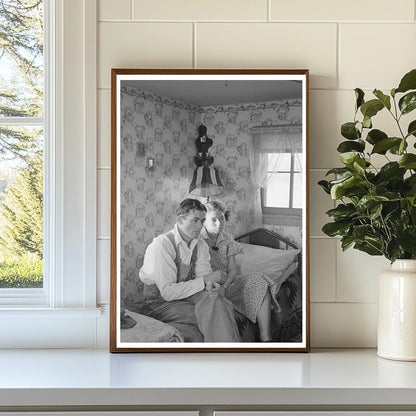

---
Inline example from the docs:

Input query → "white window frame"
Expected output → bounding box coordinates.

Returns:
[0,0,100,348]
[261,151,302,218]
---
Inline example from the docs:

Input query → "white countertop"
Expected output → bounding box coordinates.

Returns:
[0,348,416,408]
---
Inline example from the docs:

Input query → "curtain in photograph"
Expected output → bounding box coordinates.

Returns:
[245,125,303,230]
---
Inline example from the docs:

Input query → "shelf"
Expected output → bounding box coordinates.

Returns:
[0,348,415,408]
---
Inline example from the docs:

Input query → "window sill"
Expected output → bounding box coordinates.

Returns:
[263,213,302,227]
[0,306,102,316]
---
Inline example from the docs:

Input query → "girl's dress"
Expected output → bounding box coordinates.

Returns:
[201,229,272,323]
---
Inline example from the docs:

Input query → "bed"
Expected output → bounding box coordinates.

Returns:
[234,228,302,342]
[121,228,302,343]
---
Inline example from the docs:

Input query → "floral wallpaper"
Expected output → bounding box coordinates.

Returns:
[119,83,302,305]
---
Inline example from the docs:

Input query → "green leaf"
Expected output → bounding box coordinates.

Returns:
[337,140,365,153]
[357,195,389,212]
[408,120,416,138]
[377,162,406,181]
[366,129,387,145]
[353,224,374,240]
[360,99,384,119]
[373,89,391,110]
[353,158,366,174]
[399,92,416,115]
[322,221,351,237]
[371,137,402,154]
[341,122,361,140]
[363,116,372,129]
[390,139,408,155]
[341,235,355,251]
[326,203,357,220]
[386,240,402,263]
[339,152,360,167]
[398,227,416,255]
[325,167,352,176]
[330,175,365,200]
[354,241,383,256]
[355,88,365,111]
[399,154,416,169]
[395,69,416,94]
[318,180,331,194]
[369,203,383,219]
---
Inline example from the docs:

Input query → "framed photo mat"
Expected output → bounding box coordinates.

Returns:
[110,69,310,352]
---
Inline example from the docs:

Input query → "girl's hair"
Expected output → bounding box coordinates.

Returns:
[205,200,230,221]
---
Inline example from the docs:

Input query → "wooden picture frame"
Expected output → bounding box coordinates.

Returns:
[110,69,310,352]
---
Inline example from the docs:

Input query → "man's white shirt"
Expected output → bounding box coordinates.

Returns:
[139,224,212,301]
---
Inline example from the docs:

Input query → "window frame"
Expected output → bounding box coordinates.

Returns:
[0,0,99,348]
[0,1,49,304]
[261,150,302,217]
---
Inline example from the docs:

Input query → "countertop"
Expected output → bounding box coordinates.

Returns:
[0,348,416,409]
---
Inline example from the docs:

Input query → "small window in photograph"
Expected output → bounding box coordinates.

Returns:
[263,151,302,214]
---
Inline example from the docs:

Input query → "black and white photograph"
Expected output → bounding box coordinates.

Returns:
[110,69,309,352]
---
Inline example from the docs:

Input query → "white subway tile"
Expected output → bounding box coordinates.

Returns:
[309,90,354,169]
[196,23,337,90]
[336,244,390,302]
[271,0,414,22]
[340,24,416,90]
[98,22,193,89]
[311,302,377,347]
[98,169,111,239]
[132,0,267,21]
[97,239,110,304]
[99,0,131,21]
[310,239,336,302]
[309,170,334,237]
[98,89,111,169]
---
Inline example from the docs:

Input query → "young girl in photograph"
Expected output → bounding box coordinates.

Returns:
[201,201,274,342]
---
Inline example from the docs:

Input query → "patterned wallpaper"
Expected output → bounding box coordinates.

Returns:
[119,83,302,304]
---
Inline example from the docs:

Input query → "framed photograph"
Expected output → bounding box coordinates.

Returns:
[110,69,310,352]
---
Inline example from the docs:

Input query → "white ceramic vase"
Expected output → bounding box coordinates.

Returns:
[378,259,416,361]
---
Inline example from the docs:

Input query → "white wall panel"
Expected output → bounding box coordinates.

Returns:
[98,22,193,89]
[310,239,336,302]
[133,0,267,21]
[270,0,415,21]
[196,23,338,89]
[340,23,416,90]
[99,0,131,20]
[98,89,111,168]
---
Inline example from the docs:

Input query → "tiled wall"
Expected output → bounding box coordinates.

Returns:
[96,0,416,347]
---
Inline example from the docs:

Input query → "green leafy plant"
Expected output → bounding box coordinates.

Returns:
[319,69,416,262]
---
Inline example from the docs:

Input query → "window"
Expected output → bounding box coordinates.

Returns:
[252,125,303,218]
[0,0,45,291]
[262,151,302,215]
[0,0,100,347]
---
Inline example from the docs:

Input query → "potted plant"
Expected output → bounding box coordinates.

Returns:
[319,68,416,361]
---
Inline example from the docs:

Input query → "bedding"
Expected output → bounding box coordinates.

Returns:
[121,309,185,343]
[236,242,299,280]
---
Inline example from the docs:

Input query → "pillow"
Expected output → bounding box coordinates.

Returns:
[235,243,299,279]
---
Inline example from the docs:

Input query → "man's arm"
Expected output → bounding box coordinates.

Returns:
[140,236,204,301]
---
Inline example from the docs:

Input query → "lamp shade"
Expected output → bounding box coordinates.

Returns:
[189,165,223,197]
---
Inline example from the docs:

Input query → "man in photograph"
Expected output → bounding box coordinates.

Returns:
[139,198,240,342]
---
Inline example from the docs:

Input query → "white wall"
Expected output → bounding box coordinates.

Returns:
[96,0,416,348]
